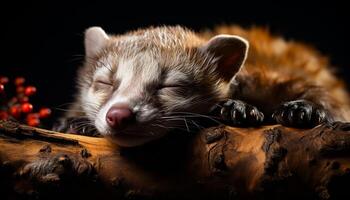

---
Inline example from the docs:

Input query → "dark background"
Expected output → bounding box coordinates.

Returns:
[1,1,349,124]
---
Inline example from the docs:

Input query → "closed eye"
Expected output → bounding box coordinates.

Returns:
[96,80,112,85]
[94,80,113,91]
[158,80,191,89]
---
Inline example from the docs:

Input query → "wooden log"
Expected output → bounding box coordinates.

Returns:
[1,120,350,200]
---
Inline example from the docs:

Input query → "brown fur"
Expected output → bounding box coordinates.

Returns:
[201,25,350,121]
[66,25,350,137]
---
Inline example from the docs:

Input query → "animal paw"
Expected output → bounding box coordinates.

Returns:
[219,99,264,126]
[272,100,332,128]
[52,117,99,136]
[21,153,95,184]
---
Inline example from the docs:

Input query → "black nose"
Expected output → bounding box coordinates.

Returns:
[106,105,134,130]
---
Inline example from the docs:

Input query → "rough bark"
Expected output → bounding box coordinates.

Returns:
[1,120,350,200]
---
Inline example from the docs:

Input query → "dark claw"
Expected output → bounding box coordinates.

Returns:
[272,100,332,128]
[218,99,264,127]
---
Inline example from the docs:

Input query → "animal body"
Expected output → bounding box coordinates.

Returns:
[54,25,350,147]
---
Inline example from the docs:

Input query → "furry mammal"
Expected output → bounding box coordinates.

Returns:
[54,25,350,147]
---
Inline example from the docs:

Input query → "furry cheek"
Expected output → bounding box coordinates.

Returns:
[158,91,196,112]
[134,104,159,123]
[83,88,111,130]
[94,102,111,136]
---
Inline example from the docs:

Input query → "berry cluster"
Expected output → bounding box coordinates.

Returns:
[0,76,51,127]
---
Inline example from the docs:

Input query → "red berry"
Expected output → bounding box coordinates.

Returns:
[14,77,25,86]
[39,108,51,118]
[16,86,24,93]
[28,119,40,126]
[26,113,40,127]
[27,118,40,127]
[0,84,4,93]
[27,113,39,120]
[10,105,22,118]
[24,86,37,96]
[0,111,8,120]
[21,103,33,113]
[0,76,9,84]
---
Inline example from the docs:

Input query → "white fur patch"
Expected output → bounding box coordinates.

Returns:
[93,64,112,81]
[94,52,161,135]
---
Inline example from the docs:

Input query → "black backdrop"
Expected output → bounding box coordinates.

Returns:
[1,1,349,124]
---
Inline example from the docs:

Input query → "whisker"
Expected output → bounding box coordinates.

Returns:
[165,112,222,125]
[53,108,86,113]
[184,118,190,132]
[54,102,79,107]
[190,120,204,130]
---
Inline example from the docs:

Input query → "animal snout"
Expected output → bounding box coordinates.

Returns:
[106,105,134,130]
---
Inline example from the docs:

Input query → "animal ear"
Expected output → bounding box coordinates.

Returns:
[200,34,249,82]
[85,27,109,58]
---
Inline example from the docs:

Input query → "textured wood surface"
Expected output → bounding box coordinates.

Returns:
[1,120,350,200]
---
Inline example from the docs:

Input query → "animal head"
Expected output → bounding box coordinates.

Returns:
[77,26,248,147]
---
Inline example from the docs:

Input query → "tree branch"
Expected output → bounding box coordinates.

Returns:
[1,120,350,200]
